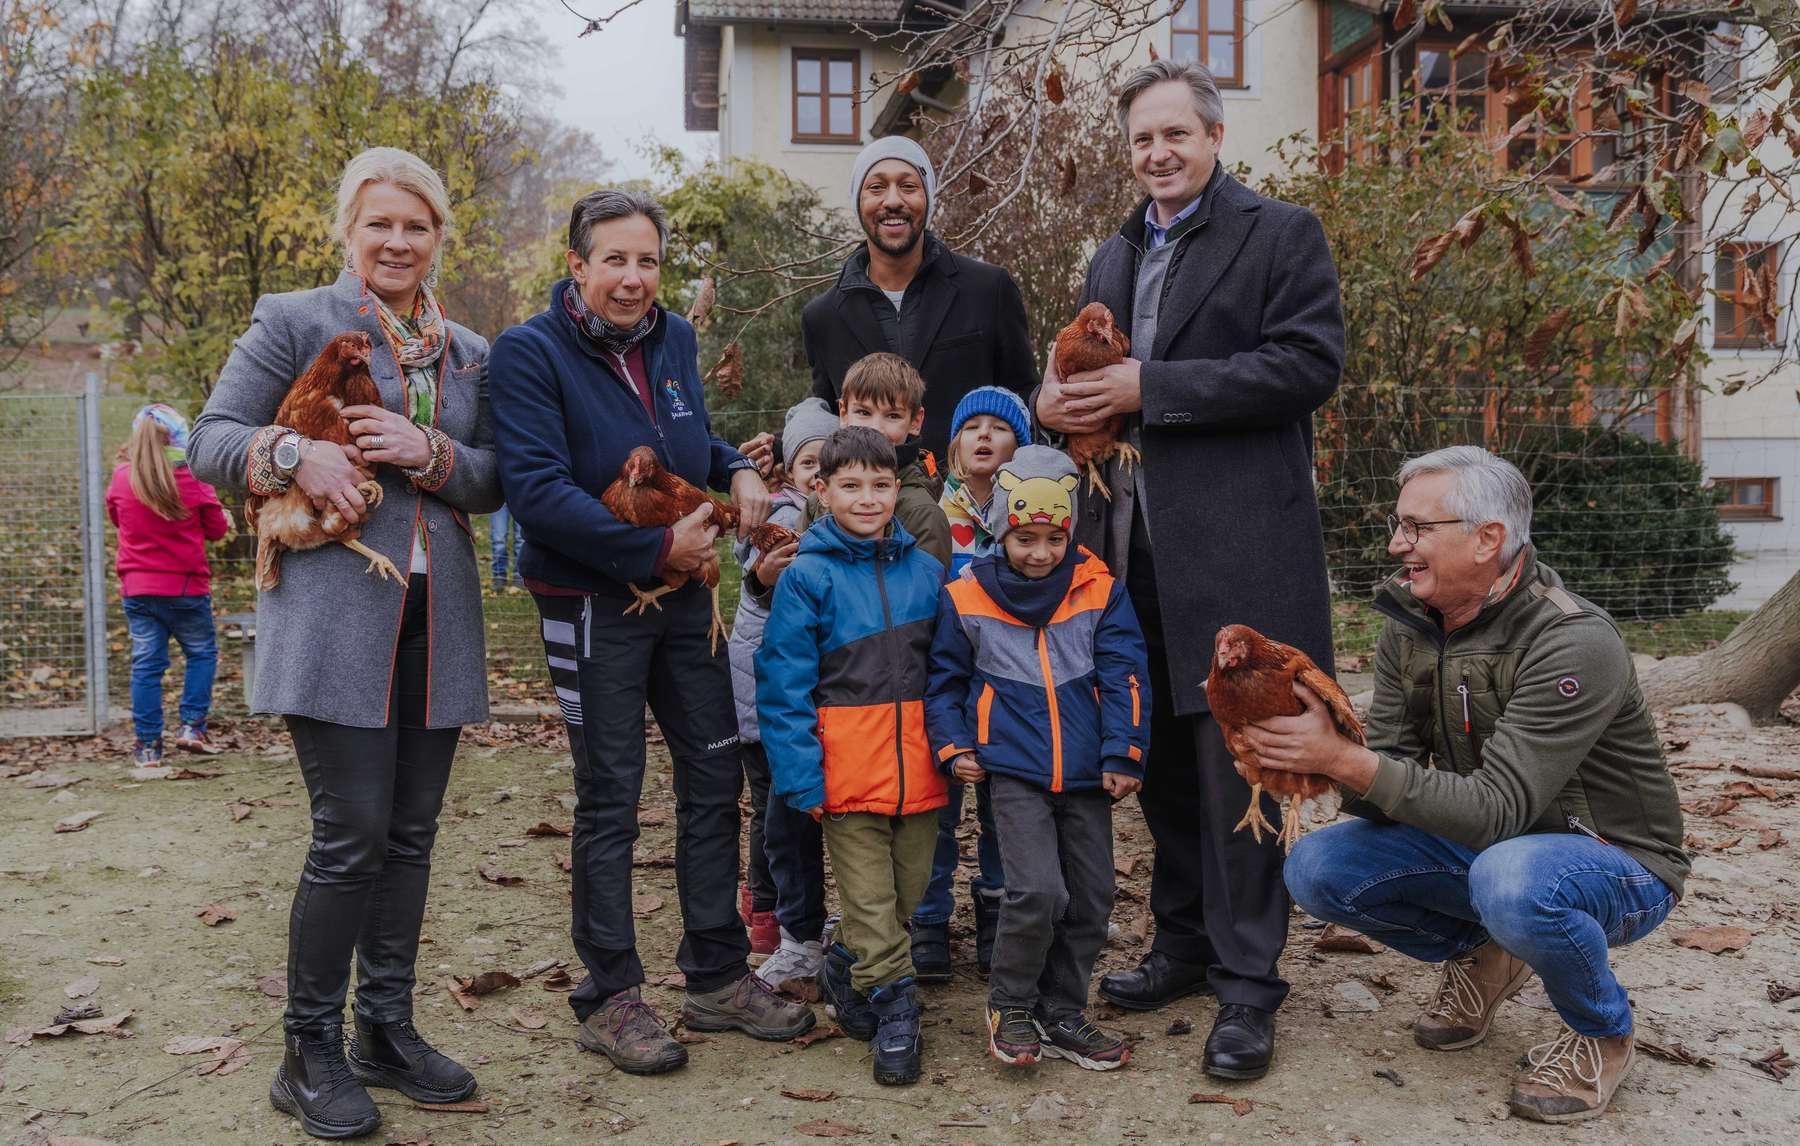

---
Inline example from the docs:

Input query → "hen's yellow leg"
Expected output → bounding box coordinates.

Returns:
[1277,797,1304,853]
[624,583,674,616]
[1232,782,1274,844]
[1085,461,1113,500]
[1114,441,1141,472]
[708,584,726,656]
[342,539,403,583]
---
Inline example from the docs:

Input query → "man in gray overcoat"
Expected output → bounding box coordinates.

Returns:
[1035,59,1344,1080]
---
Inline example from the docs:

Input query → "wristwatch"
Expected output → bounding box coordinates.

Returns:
[273,433,306,478]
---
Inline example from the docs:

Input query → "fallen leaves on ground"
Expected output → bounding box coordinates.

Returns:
[1167,1017,1192,1035]
[1670,925,1754,954]
[1721,780,1783,800]
[520,958,565,979]
[7,1010,133,1046]
[1732,764,1800,782]
[477,862,523,886]
[507,1005,548,1030]
[791,1022,845,1048]
[63,974,99,999]
[1114,855,1138,877]
[556,853,572,873]
[1684,795,1738,817]
[227,803,254,822]
[196,903,238,927]
[1638,1037,1715,1067]
[256,974,286,998]
[1190,1092,1255,1116]
[161,1034,252,1075]
[412,1098,490,1113]
[782,1087,836,1101]
[1314,923,1384,954]
[541,969,576,992]
[447,970,521,1011]
[525,821,572,837]
[54,809,101,833]
[794,1119,862,1138]
[1746,1046,1793,1081]
[632,894,665,917]
[1769,981,1800,1004]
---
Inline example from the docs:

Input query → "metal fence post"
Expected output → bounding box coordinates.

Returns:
[80,372,108,734]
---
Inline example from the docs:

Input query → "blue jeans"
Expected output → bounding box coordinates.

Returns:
[490,505,523,585]
[122,595,218,744]
[913,779,1005,926]
[1285,819,1676,1037]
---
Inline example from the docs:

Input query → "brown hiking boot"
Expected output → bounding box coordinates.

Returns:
[1413,941,1532,1051]
[576,987,688,1075]
[1509,1027,1636,1123]
[681,972,817,1041]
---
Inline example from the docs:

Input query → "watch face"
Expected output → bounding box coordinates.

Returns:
[276,439,300,469]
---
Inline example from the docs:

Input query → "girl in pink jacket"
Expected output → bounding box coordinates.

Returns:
[106,404,231,764]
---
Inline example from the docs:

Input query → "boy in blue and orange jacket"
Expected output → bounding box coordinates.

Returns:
[926,446,1150,1073]
[756,427,949,1087]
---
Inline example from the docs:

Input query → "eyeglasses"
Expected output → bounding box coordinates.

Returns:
[1385,513,1464,544]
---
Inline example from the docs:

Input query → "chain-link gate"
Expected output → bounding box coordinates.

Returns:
[0,375,109,736]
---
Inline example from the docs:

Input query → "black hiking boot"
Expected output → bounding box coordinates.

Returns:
[868,977,923,1086]
[269,1024,382,1140]
[820,941,877,1040]
[347,1016,477,1104]
[909,920,952,983]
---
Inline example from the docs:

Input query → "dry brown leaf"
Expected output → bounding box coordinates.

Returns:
[1451,205,1486,250]
[1670,925,1753,954]
[1045,71,1065,105]
[507,1005,548,1030]
[196,903,238,927]
[688,277,717,329]
[1758,828,1785,850]
[1742,108,1771,151]
[1498,212,1535,278]
[1126,911,1150,944]
[1409,230,1456,281]
[1314,923,1383,954]
[10,1011,134,1045]
[792,1022,845,1048]
[256,974,286,998]
[54,810,101,833]
[227,802,253,822]
[1732,763,1800,781]
[163,1035,251,1076]
[1720,780,1781,800]
[1612,0,1637,27]
[556,852,572,872]
[63,974,99,1000]
[521,958,564,978]
[704,342,745,398]
[1767,981,1799,1004]
[446,978,479,1011]
[1189,1093,1255,1116]
[1746,1046,1793,1081]
[1638,1037,1713,1067]
[673,1027,708,1045]
[1711,835,1743,851]
[1684,795,1739,817]
[477,862,523,886]
[541,969,577,992]
[795,1119,863,1138]
[782,1087,836,1102]
[525,822,572,838]
[161,767,222,781]
[1525,307,1574,368]
[1058,155,1077,195]
[1114,855,1138,878]
[632,894,665,917]
[412,1098,490,1113]
[465,971,521,995]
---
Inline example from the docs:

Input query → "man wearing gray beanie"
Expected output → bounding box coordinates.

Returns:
[801,136,1038,466]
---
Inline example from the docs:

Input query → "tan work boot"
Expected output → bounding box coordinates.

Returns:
[681,972,817,1041]
[1509,1026,1636,1123]
[1413,940,1532,1050]
[575,987,688,1075]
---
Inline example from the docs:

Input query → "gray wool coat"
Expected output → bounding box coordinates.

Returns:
[189,272,503,729]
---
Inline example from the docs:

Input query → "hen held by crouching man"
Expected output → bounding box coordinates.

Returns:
[1257,446,1688,1124]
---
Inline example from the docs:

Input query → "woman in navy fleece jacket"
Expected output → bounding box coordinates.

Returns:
[488,189,814,1072]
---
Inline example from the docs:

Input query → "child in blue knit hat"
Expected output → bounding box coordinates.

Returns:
[907,384,1032,982]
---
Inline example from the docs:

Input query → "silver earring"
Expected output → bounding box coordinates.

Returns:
[344,249,355,274]
[426,264,440,291]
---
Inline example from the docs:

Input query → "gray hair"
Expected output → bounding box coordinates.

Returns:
[334,147,453,265]
[1115,59,1225,135]
[568,189,668,262]
[1398,446,1534,564]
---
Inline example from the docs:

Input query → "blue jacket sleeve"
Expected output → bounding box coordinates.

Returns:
[488,326,666,583]
[1094,582,1151,779]
[756,562,827,811]
[925,587,978,773]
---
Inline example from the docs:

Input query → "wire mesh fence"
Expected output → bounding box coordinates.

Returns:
[1,391,1791,737]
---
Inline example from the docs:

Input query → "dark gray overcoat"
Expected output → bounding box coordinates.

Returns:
[189,272,503,728]
[1073,173,1344,714]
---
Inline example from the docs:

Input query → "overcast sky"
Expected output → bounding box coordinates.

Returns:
[541,0,716,181]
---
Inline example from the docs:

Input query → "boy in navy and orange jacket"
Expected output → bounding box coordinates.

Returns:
[756,427,949,1087]
[926,446,1150,1073]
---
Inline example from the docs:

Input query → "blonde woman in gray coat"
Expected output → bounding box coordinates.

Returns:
[189,147,501,1141]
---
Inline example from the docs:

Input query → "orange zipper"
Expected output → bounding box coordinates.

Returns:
[1036,629,1063,792]
[1128,674,1141,725]
[976,683,994,743]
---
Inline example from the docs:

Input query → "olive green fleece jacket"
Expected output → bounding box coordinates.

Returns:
[1345,548,1689,898]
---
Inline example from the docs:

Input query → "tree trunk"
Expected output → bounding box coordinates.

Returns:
[1641,567,1800,722]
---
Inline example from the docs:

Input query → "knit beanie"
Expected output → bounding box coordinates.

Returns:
[989,445,1080,545]
[850,136,936,220]
[950,386,1032,448]
[781,396,840,466]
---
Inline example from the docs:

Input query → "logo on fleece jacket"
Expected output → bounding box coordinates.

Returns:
[997,469,1079,531]
[661,377,693,418]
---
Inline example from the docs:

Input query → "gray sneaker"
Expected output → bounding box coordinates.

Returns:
[681,972,817,1041]
[576,987,688,1075]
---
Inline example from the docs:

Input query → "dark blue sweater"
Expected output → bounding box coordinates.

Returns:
[489,281,751,596]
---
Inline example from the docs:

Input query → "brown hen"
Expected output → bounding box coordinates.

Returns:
[600,446,796,653]
[1206,623,1365,852]
[246,331,400,591]
[1052,301,1137,499]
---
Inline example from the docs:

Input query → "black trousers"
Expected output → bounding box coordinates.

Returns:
[740,741,776,913]
[536,587,750,1020]
[285,574,460,1032]
[1130,555,1291,1013]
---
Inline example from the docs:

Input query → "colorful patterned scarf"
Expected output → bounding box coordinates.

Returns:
[369,284,445,428]
[562,281,658,356]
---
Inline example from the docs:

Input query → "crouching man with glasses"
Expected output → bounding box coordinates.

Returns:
[1243,445,1688,1123]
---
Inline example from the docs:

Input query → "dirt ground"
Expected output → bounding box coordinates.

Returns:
[2,704,1797,1146]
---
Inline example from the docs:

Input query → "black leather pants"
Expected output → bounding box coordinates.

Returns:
[283,574,460,1032]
